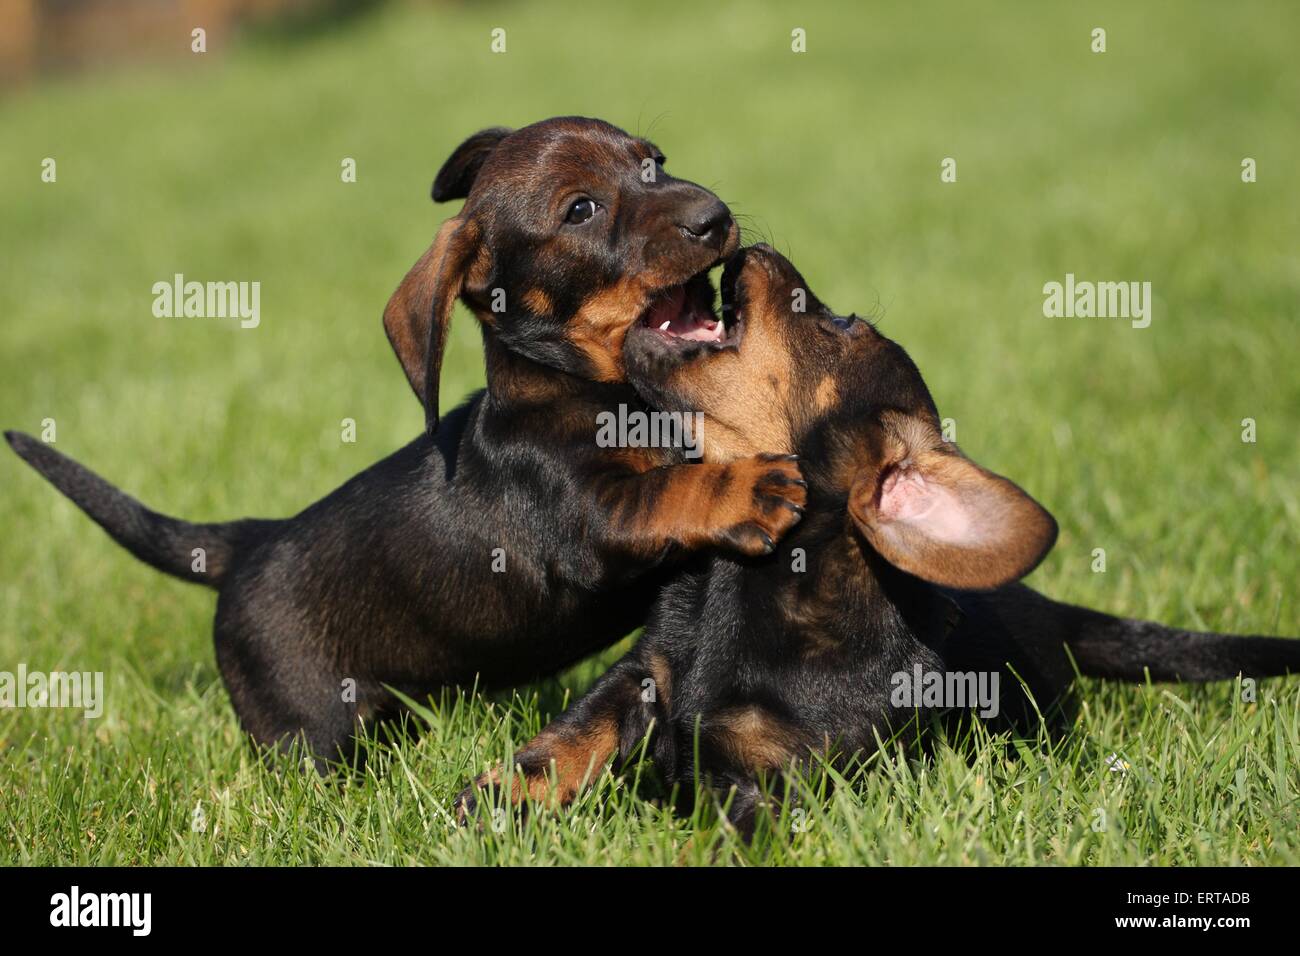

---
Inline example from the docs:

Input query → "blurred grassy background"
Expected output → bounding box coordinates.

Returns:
[1,0,1297,865]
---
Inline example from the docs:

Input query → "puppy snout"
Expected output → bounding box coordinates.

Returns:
[679,200,733,247]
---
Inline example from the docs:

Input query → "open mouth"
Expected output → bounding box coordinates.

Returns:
[633,267,742,351]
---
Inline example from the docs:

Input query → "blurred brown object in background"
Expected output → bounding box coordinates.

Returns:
[1,0,350,87]
[0,0,38,84]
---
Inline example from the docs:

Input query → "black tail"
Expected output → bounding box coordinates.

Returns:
[1064,602,1300,682]
[6,430,257,589]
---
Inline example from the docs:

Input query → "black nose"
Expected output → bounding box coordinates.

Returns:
[679,199,733,246]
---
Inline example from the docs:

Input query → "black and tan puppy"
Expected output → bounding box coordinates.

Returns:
[5,119,805,767]
[461,244,1299,830]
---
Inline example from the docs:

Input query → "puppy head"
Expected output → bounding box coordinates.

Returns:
[384,116,739,432]
[626,243,1057,590]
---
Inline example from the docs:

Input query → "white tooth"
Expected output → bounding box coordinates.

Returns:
[660,321,672,331]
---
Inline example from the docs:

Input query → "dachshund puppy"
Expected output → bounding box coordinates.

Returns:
[5,120,805,768]
[461,244,1298,833]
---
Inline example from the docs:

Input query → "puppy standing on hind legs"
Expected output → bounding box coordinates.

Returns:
[5,118,807,770]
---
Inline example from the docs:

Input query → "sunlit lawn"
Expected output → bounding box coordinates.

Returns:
[1,0,1296,864]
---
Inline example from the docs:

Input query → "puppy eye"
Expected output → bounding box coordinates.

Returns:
[831,313,858,330]
[565,198,598,225]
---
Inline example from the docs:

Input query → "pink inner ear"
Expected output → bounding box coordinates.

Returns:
[878,464,973,544]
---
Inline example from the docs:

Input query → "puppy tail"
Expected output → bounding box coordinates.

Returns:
[1062,602,1300,682]
[6,430,260,589]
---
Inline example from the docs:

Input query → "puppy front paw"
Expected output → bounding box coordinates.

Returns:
[715,453,807,556]
[453,768,522,832]
[453,779,484,827]
[453,758,580,831]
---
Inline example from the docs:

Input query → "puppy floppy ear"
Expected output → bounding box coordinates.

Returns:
[383,218,479,434]
[848,414,1057,590]
[432,127,511,202]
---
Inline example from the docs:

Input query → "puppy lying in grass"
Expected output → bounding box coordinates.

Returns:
[458,244,1299,835]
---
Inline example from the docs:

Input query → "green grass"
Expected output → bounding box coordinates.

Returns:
[2,0,1297,865]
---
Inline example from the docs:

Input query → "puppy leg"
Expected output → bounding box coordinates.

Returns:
[213,606,369,773]
[672,705,810,840]
[455,653,660,821]
[594,454,807,560]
